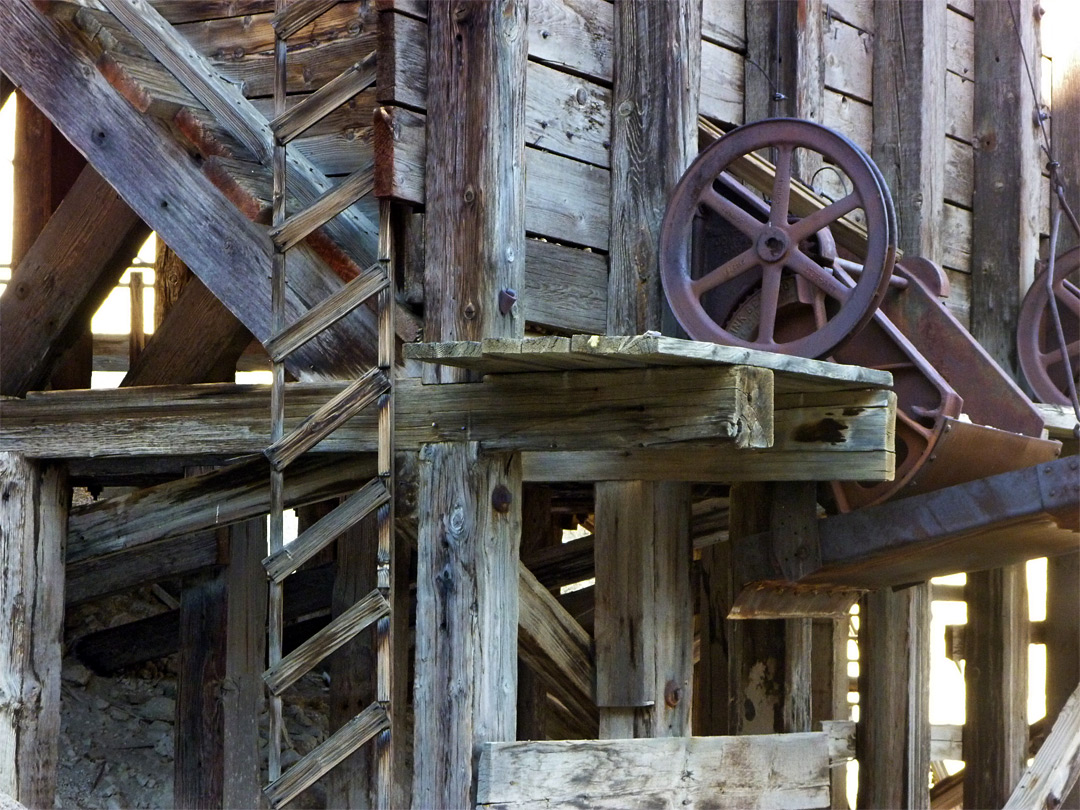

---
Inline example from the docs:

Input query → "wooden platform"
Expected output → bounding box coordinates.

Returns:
[0,336,896,484]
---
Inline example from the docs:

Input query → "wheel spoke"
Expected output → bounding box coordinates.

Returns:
[788,192,860,243]
[701,187,767,240]
[756,264,783,345]
[691,247,759,297]
[1040,338,1080,366]
[785,249,851,302]
[1054,279,1080,318]
[770,145,794,228]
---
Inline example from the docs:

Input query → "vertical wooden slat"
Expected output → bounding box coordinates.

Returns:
[422,0,528,384]
[223,518,268,810]
[175,567,228,808]
[743,0,824,125]
[0,453,67,808]
[811,617,850,808]
[412,443,521,808]
[863,5,944,804]
[964,4,1040,807]
[129,270,146,364]
[327,511,377,809]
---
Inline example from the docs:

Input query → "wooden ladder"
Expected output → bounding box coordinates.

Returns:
[263,1,394,806]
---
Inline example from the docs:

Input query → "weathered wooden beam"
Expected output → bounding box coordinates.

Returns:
[517,562,597,729]
[67,454,376,564]
[476,734,831,809]
[412,444,520,808]
[0,0,375,378]
[0,364,784,457]
[123,273,252,386]
[1,164,146,396]
[0,454,67,808]
[1004,682,1080,809]
[421,0,527,384]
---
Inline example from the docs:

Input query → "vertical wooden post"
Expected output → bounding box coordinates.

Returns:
[0,453,67,808]
[422,0,527,384]
[858,7,946,804]
[175,565,228,809]
[744,0,824,125]
[695,530,733,736]
[222,518,267,810]
[1046,20,1080,807]
[327,512,377,808]
[517,484,560,741]
[963,5,1040,808]
[415,2,527,803]
[812,617,850,808]
[726,483,786,735]
[607,0,702,335]
[413,443,521,808]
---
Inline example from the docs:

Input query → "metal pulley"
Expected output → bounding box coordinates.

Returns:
[661,118,1059,509]
[1017,246,1080,406]
[660,118,896,359]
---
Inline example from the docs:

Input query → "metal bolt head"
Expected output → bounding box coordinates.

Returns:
[664,680,682,708]
[491,484,512,513]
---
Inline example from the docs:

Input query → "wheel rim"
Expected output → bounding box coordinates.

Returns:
[660,118,896,359]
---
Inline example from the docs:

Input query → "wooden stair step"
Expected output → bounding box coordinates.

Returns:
[271,53,376,145]
[266,262,388,362]
[203,155,273,224]
[263,477,390,583]
[265,367,389,471]
[269,165,374,252]
[264,588,389,695]
[272,0,343,40]
[175,107,256,163]
[263,702,388,809]
[73,6,153,61]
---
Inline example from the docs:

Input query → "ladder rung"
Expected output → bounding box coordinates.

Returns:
[271,54,376,145]
[269,164,373,252]
[266,262,388,363]
[264,589,389,695]
[271,0,342,40]
[265,367,389,471]
[264,701,389,809]
[263,477,390,583]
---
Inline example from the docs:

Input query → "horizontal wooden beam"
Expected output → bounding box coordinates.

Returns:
[67,454,376,565]
[737,456,1080,590]
[476,734,831,809]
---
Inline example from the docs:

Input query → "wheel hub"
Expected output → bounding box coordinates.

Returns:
[755,226,791,263]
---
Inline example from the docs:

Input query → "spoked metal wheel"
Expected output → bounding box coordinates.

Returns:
[1018,246,1080,405]
[660,118,897,359]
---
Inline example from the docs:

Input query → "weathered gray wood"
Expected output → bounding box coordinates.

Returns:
[964,566,1030,808]
[266,367,389,470]
[824,17,871,103]
[0,164,147,396]
[327,510,379,809]
[422,0,527,384]
[266,261,387,363]
[1004,682,1080,809]
[1,364,802,458]
[873,0,947,262]
[264,588,389,696]
[607,0,700,334]
[517,562,597,725]
[970,0,1041,375]
[222,518,267,810]
[1046,553,1080,809]
[745,0,823,128]
[175,567,228,808]
[271,0,342,40]
[269,164,374,252]
[856,585,930,809]
[123,274,253,386]
[595,481,655,713]
[475,734,831,809]
[0,0,375,378]
[413,444,520,808]
[0,454,66,809]
[68,455,376,563]
[265,702,389,809]
[264,477,389,582]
